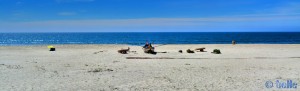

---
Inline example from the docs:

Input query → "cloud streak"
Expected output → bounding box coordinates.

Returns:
[57,12,77,16]
[1,15,300,32]
[8,15,300,26]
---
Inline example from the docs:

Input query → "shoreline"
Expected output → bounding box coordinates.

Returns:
[1,43,299,46]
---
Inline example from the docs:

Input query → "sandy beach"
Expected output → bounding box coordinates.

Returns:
[0,44,299,91]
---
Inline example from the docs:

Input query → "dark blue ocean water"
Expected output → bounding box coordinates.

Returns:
[0,32,299,45]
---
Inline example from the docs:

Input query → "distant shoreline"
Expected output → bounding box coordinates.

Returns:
[1,44,299,47]
[1,32,300,45]
[1,32,300,33]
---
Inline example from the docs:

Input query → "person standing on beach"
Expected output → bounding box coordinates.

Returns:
[232,40,236,45]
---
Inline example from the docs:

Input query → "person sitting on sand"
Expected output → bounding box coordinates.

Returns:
[143,42,149,48]
[149,43,153,48]
[148,43,155,49]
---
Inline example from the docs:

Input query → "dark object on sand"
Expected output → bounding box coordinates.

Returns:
[232,40,236,45]
[211,49,221,54]
[143,47,156,54]
[186,49,194,53]
[48,45,55,51]
[157,51,167,53]
[195,47,206,52]
[126,57,205,59]
[118,47,130,54]
[127,57,174,59]
[93,51,104,54]
[49,48,55,51]
[179,50,183,53]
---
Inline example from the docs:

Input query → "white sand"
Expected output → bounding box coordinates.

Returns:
[0,44,300,91]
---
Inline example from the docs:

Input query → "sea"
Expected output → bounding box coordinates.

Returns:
[0,32,299,45]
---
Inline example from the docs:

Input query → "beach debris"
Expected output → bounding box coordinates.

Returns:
[118,47,130,54]
[226,77,233,82]
[113,61,120,63]
[93,51,104,54]
[35,66,46,72]
[211,49,221,54]
[276,76,282,79]
[178,50,183,53]
[85,64,88,66]
[186,49,195,53]
[127,57,174,59]
[47,45,55,51]
[130,51,136,53]
[31,61,38,63]
[201,67,208,70]
[157,51,167,53]
[109,86,119,90]
[127,57,300,60]
[185,63,191,65]
[88,68,114,73]
[6,65,23,69]
[53,71,58,74]
[195,47,206,52]
[64,64,71,67]
[126,57,208,59]
[129,51,138,54]
[1,64,23,69]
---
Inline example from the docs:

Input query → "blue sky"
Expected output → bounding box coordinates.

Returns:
[0,0,300,32]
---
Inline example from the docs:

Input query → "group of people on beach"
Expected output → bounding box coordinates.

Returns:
[143,41,153,49]
[117,41,223,54]
[143,41,156,54]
